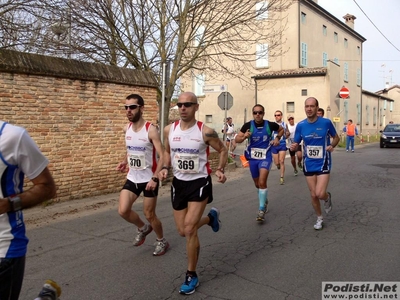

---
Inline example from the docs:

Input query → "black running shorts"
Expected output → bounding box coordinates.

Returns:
[171,175,213,211]
[122,179,159,197]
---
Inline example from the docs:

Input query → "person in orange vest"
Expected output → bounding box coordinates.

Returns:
[343,119,359,152]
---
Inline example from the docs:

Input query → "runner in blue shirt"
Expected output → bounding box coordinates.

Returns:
[235,104,283,222]
[290,97,340,230]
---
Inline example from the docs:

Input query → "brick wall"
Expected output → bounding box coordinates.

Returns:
[0,49,159,202]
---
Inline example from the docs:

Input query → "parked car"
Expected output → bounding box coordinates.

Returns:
[380,124,400,148]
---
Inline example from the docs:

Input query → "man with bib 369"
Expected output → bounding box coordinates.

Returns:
[159,92,227,295]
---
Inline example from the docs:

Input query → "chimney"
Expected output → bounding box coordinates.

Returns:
[343,14,356,30]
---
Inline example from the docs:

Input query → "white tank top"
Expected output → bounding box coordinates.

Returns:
[287,123,297,147]
[125,121,156,183]
[168,120,211,181]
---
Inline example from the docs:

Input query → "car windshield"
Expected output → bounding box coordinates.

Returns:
[383,125,400,132]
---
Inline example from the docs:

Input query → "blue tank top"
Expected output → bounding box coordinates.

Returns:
[245,120,273,160]
[272,121,287,146]
[0,122,28,258]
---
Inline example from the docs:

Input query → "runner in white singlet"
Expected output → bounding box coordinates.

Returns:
[115,94,169,256]
[159,92,227,295]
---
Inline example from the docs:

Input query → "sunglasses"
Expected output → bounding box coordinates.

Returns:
[124,104,141,110]
[274,114,282,117]
[253,111,264,115]
[177,102,197,108]
[288,118,294,120]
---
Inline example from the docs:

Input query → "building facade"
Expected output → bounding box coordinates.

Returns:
[180,0,396,135]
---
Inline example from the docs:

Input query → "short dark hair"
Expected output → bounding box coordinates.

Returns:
[126,94,145,106]
[318,108,325,115]
[253,104,265,112]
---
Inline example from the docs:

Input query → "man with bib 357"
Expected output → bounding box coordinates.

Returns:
[290,97,340,230]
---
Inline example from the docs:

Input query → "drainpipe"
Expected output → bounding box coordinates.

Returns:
[377,97,380,133]
[254,78,258,105]
[360,44,363,134]
[298,0,301,67]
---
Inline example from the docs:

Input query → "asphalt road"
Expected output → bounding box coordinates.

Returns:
[20,143,400,300]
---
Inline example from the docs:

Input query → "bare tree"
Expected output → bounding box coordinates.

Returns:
[2,0,291,123]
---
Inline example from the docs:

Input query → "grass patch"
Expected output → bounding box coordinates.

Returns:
[337,134,380,148]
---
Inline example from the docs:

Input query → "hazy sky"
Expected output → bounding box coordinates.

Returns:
[318,0,400,93]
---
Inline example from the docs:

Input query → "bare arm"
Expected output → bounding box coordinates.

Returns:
[285,126,291,138]
[203,126,227,183]
[0,167,56,214]
[159,124,172,181]
[148,124,164,175]
[116,123,129,172]
[145,125,165,190]
[327,134,340,152]
[272,125,285,146]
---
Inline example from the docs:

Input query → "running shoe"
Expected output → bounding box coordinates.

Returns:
[294,169,298,176]
[35,279,61,300]
[256,210,265,222]
[298,161,303,172]
[324,192,332,214]
[153,239,170,256]
[280,177,284,185]
[133,224,153,246]
[314,218,324,230]
[208,207,221,232]
[179,274,199,295]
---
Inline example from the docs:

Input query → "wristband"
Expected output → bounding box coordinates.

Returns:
[216,168,224,174]
[151,177,159,183]
[161,166,170,171]
[8,196,22,212]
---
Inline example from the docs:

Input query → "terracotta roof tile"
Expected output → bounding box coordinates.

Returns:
[253,67,327,79]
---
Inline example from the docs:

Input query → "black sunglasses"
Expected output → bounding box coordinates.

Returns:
[288,117,294,120]
[274,114,281,117]
[177,102,197,108]
[124,104,141,110]
[253,111,264,115]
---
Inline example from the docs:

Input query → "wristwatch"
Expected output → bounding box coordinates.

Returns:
[216,168,225,174]
[151,177,159,183]
[8,196,22,212]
